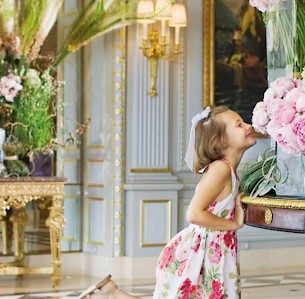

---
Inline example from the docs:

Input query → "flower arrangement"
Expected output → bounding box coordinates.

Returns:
[0,0,161,175]
[252,76,305,154]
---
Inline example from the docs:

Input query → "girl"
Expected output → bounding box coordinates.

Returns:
[86,106,256,299]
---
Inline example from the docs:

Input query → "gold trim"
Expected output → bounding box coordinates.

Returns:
[130,168,171,173]
[203,0,215,108]
[140,200,172,247]
[264,208,273,224]
[86,159,105,188]
[241,196,305,210]
[86,197,104,245]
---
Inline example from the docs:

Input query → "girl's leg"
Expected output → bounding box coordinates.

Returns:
[90,279,142,299]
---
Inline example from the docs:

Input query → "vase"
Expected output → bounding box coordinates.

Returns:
[266,0,305,82]
[266,0,305,197]
[275,144,305,198]
[28,151,54,177]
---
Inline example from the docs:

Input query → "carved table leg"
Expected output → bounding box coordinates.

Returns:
[46,195,66,289]
[10,207,28,265]
[1,210,13,255]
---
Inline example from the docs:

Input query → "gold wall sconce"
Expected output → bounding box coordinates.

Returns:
[137,0,187,96]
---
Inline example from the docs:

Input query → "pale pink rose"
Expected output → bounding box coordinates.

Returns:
[292,116,305,151]
[252,101,269,134]
[175,239,192,261]
[177,259,187,276]
[276,124,301,155]
[208,241,222,264]
[270,77,297,99]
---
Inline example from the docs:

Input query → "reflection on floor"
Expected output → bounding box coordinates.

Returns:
[1,272,305,299]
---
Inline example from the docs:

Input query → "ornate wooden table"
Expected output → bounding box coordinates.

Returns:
[0,177,66,289]
[241,196,305,233]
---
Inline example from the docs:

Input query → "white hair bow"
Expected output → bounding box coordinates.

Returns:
[184,107,211,171]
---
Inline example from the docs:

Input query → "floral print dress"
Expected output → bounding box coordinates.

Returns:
[153,162,240,299]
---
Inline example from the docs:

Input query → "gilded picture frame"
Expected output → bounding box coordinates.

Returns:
[203,0,268,129]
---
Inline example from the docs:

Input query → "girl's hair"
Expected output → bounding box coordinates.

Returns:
[193,105,230,173]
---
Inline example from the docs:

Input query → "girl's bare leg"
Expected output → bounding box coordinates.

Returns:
[89,279,142,299]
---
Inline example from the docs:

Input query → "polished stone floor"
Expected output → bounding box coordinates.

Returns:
[1,272,305,299]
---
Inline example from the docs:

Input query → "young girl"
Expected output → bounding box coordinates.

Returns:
[85,106,256,299]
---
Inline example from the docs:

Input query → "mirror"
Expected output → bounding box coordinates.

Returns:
[203,0,268,125]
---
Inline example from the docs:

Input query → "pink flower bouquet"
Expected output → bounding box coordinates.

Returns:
[252,76,305,155]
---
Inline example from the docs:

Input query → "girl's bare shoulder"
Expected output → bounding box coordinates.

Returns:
[204,160,231,177]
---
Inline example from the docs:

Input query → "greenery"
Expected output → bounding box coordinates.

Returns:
[240,149,278,197]
[267,0,305,72]
[0,0,172,159]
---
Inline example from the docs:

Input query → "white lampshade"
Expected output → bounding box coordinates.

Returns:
[155,0,172,20]
[169,3,187,27]
[137,0,155,24]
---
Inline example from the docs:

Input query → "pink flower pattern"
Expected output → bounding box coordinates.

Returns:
[152,166,240,299]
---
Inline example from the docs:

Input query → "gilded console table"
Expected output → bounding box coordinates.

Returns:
[241,196,305,233]
[0,177,66,289]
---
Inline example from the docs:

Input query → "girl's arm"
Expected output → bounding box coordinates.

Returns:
[186,160,244,231]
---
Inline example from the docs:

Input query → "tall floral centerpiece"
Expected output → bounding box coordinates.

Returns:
[250,0,305,197]
[0,0,150,176]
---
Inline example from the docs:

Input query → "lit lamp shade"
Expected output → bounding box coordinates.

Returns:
[169,3,187,44]
[169,3,187,27]
[155,0,172,20]
[137,0,155,24]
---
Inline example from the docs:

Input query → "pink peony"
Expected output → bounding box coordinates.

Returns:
[272,99,296,127]
[263,87,279,103]
[292,116,305,150]
[249,0,269,12]
[276,124,301,155]
[252,76,305,154]
[270,77,298,99]
[249,0,285,12]
[252,101,269,134]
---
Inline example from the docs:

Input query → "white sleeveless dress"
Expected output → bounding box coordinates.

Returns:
[152,161,241,299]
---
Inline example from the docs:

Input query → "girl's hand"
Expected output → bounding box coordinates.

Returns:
[234,192,245,229]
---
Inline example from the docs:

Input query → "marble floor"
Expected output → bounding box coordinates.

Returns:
[1,272,305,299]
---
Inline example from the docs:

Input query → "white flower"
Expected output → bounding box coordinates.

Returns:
[24,68,42,89]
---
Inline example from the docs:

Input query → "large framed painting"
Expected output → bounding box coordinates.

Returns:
[203,0,268,125]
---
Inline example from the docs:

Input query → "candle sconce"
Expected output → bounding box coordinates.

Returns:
[137,1,187,96]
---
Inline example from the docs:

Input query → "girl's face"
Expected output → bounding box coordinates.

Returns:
[219,110,256,150]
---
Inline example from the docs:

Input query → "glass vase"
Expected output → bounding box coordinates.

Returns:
[266,0,305,198]
[266,0,305,82]
[275,144,305,198]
